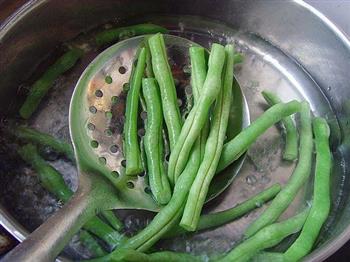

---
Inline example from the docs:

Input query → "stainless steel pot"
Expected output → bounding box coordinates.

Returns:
[1,0,350,261]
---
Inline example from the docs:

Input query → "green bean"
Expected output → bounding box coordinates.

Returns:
[13,125,123,230]
[17,144,126,249]
[284,117,331,261]
[148,33,182,151]
[142,78,172,205]
[217,100,301,173]
[252,252,284,262]
[124,47,147,175]
[189,46,208,160]
[217,208,310,262]
[244,102,313,238]
[79,230,107,257]
[100,210,123,231]
[262,90,298,161]
[233,53,244,64]
[164,184,281,238]
[180,44,234,231]
[168,43,226,184]
[13,125,75,161]
[144,38,154,78]
[19,48,83,119]
[95,24,168,46]
[89,248,201,262]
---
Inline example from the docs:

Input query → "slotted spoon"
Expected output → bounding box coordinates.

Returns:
[4,35,249,262]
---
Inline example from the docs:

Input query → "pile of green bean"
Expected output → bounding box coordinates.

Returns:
[15,23,333,261]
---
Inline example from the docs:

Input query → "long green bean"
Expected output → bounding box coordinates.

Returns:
[180,44,234,231]
[95,24,168,46]
[13,125,123,230]
[244,102,313,238]
[148,33,182,151]
[217,208,310,262]
[124,47,147,175]
[284,117,331,261]
[89,248,201,262]
[168,43,226,184]
[262,90,298,161]
[17,144,126,249]
[79,230,107,257]
[165,184,281,238]
[14,125,75,161]
[217,100,301,173]
[142,78,172,204]
[19,48,83,119]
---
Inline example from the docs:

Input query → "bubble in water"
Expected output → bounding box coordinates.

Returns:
[255,201,263,208]
[246,175,257,185]
[327,86,332,91]
[260,175,271,184]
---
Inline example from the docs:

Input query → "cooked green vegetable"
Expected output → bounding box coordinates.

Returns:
[79,230,107,257]
[14,125,123,230]
[262,90,298,161]
[218,208,310,262]
[17,144,126,249]
[14,125,75,161]
[284,117,331,261]
[244,102,312,238]
[165,184,281,238]
[180,44,234,231]
[124,47,147,175]
[217,100,301,173]
[19,48,83,119]
[148,33,182,152]
[168,43,226,184]
[95,24,168,46]
[142,78,172,204]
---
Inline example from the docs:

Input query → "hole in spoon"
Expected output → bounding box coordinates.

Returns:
[89,106,97,114]
[144,187,151,194]
[121,159,126,167]
[99,157,106,165]
[95,90,103,98]
[111,171,119,178]
[90,140,99,148]
[105,75,113,84]
[87,123,95,130]
[119,66,127,74]
[126,181,134,189]
[110,145,118,153]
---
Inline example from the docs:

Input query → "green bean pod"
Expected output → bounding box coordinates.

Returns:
[13,126,122,230]
[168,43,226,184]
[17,144,126,249]
[180,44,234,231]
[148,33,182,151]
[217,208,310,262]
[164,184,281,238]
[95,24,168,46]
[262,90,298,161]
[217,100,301,173]
[124,47,147,175]
[14,125,75,161]
[79,230,107,257]
[19,48,83,119]
[244,102,313,238]
[284,117,331,261]
[142,78,172,205]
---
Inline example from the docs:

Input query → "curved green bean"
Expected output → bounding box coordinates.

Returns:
[88,248,201,262]
[19,48,83,119]
[142,78,172,205]
[165,184,281,238]
[17,144,126,249]
[148,33,182,151]
[124,47,147,175]
[14,125,75,161]
[95,24,168,46]
[180,44,234,231]
[217,100,301,173]
[252,252,284,262]
[79,230,107,257]
[13,125,123,230]
[168,43,226,184]
[217,208,310,262]
[284,117,331,261]
[244,102,313,238]
[262,90,298,161]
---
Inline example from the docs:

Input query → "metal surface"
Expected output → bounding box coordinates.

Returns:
[0,0,349,261]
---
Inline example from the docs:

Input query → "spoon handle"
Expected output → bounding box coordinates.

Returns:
[3,184,93,262]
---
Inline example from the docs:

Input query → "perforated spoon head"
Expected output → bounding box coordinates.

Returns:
[69,34,248,211]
